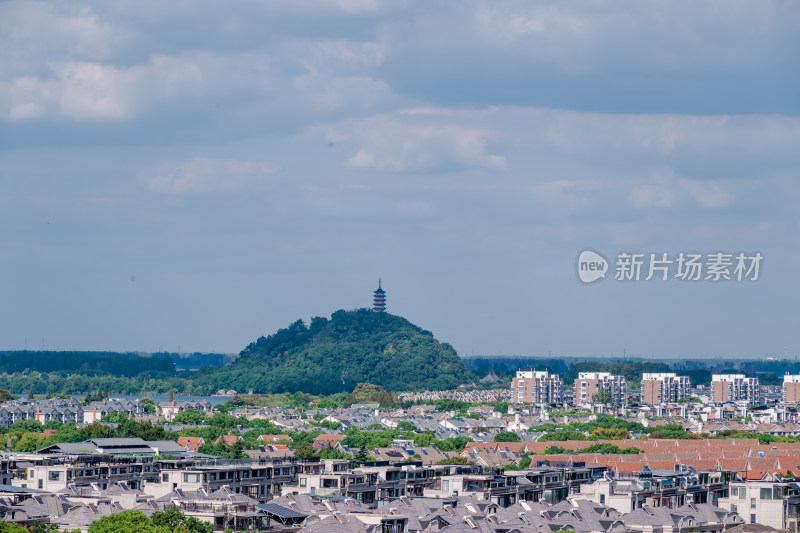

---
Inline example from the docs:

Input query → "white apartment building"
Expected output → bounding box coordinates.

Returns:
[511,370,563,405]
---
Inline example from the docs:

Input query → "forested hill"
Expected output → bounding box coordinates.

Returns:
[194,309,473,394]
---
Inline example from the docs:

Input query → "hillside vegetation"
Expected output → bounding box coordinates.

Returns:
[194,309,472,394]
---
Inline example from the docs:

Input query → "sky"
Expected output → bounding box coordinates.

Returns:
[1,0,799,360]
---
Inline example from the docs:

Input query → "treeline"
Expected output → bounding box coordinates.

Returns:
[0,351,174,376]
[0,372,200,396]
[563,362,671,386]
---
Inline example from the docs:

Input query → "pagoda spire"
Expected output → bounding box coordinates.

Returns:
[373,279,386,312]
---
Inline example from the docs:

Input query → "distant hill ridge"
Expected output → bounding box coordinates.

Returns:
[194,308,473,394]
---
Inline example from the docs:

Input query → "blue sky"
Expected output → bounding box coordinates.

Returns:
[1,0,799,359]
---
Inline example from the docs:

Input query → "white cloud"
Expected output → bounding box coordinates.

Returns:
[147,158,278,195]
[311,112,507,172]
[629,171,738,209]
[0,52,270,121]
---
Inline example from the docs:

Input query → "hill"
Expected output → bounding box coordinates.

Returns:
[194,309,473,394]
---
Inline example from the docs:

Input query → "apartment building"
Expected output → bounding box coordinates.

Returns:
[718,479,800,531]
[711,374,762,405]
[641,373,691,405]
[574,372,628,408]
[784,374,800,404]
[511,370,563,404]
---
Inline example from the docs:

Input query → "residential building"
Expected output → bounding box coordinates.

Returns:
[574,372,628,408]
[784,374,800,404]
[641,373,692,404]
[511,370,563,404]
[718,478,800,531]
[712,374,762,405]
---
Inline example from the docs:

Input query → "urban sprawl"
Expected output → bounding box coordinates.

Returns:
[2,371,800,532]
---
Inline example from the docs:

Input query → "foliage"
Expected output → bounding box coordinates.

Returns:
[647,423,698,439]
[194,310,474,394]
[592,389,613,405]
[677,396,702,403]
[503,457,532,470]
[564,362,671,387]
[591,427,629,440]
[197,440,246,459]
[150,508,213,533]
[0,351,174,377]
[436,456,474,465]
[346,383,398,408]
[9,419,44,433]
[494,431,522,442]
[172,408,208,425]
[88,510,169,533]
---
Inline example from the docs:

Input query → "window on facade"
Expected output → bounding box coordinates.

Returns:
[48,471,64,481]
[184,473,200,483]
[740,488,746,500]
[761,488,772,500]
[299,478,306,487]
[731,504,738,513]
[600,494,606,504]
[751,498,756,509]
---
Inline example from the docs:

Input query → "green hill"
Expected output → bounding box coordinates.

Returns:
[195,309,472,394]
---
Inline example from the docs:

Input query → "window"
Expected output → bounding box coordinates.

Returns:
[761,488,773,500]
[740,488,747,500]
[38,479,43,489]
[48,471,64,481]
[731,504,738,513]
[299,478,306,487]
[751,514,756,524]
[600,494,606,504]
[184,473,200,483]
[732,487,738,497]
[751,498,756,509]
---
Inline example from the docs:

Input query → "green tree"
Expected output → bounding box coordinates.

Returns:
[353,447,371,464]
[151,508,212,533]
[593,389,613,405]
[88,510,168,533]
[172,409,207,425]
[494,431,522,442]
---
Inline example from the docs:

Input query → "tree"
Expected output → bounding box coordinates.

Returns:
[494,431,522,442]
[172,409,207,425]
[397,421,416,432]
[591,427,629,440]
[151,508,212,533]
[293,442,315,458]
[593,389,613,405]
[353,447,370,465]
[88,510,167,533]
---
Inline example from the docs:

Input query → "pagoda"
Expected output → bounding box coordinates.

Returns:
[373,279,386,312]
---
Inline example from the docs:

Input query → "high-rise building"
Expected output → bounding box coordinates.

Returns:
[574,372,628,408]
[373,279,386,312]
[641,373,691,404]
[783,374,800,404]
[711,374,761,405]
[512,370,563,404]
